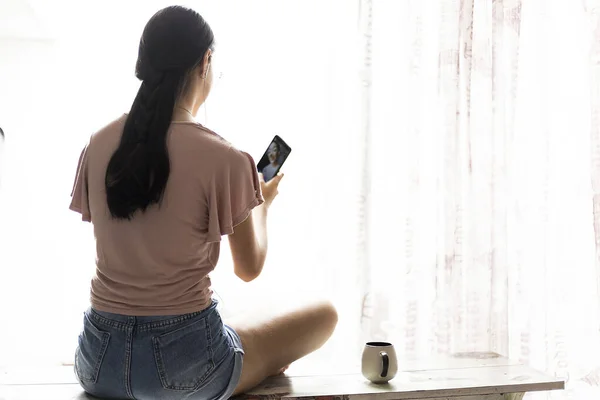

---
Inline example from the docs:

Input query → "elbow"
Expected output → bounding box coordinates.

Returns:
[237,271,259,282]
[231,242,266,283]
[234,262,263,283]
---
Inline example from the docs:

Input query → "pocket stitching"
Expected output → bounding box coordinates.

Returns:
[152,317,215,391]
[202,316,215,390]
[77,330,110,383]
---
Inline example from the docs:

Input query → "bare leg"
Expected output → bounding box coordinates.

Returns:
[229,300,338,396]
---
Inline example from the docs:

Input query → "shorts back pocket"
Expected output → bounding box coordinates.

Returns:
[75,313,111,383]
[152,317,215,390]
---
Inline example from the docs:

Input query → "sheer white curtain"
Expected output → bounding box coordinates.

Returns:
[360,0,600,399]
[1,1,599,399]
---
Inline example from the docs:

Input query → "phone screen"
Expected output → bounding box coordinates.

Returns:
[257,135,292,182]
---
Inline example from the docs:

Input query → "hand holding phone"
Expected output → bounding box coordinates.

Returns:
[257,135,291,182]
[258,170,283,207]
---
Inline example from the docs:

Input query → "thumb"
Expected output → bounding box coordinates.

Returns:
[273,172,284,183]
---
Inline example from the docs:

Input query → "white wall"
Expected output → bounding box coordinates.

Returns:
[0,1,362,367]
[0,37,99,364]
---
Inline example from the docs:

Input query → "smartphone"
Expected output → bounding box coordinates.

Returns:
[257,135,292,182]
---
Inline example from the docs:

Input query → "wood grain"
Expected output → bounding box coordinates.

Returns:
[0,353,563,400]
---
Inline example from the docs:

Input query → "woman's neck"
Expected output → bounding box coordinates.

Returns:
[172,105,196,122]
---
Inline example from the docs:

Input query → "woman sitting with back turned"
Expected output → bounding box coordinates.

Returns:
[70,6,337,400]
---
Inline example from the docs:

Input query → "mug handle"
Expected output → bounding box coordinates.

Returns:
[379,351,389,378]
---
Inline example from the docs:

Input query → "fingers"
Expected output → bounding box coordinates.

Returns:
[258,172,265,183]
[272,172,284,184]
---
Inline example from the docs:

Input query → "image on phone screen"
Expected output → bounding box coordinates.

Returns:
[257,135,292,182]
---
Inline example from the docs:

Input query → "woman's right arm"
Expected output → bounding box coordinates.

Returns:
[228,173,283,282]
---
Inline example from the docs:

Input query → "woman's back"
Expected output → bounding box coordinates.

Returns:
[71,7,336,399]
[71,115,261,316]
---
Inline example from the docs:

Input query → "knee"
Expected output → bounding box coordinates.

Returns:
[316,300,338,333]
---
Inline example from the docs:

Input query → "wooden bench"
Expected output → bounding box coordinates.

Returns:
[0,352,563,400]
[239,352,563,400]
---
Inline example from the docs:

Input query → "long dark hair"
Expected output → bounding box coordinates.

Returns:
[105,6,214,219]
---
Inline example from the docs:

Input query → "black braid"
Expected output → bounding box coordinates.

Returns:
[106,72,182,219]
[105,6,214,220]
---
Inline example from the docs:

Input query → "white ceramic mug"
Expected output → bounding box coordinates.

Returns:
[361,342,398,383]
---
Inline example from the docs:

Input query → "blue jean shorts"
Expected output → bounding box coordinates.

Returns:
[74,300,244,400]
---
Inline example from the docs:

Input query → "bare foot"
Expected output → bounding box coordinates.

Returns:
[277,364,291,375]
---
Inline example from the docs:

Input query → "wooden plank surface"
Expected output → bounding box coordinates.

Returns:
[0,353,564,400]
[0,384,92,400]
[241,363,563,400]
[0,385,515,400]
[0,386,514,400]
[0,352,520,385]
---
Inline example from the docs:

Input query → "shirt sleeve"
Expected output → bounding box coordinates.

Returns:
[69,145,91,222]
[207,148,264,242]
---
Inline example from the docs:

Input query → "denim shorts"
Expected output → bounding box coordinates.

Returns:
[74,300,244,400]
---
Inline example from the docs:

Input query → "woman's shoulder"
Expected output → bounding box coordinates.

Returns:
[88,114,128,145]
[177,122,232,149]
[172,122,252,164]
